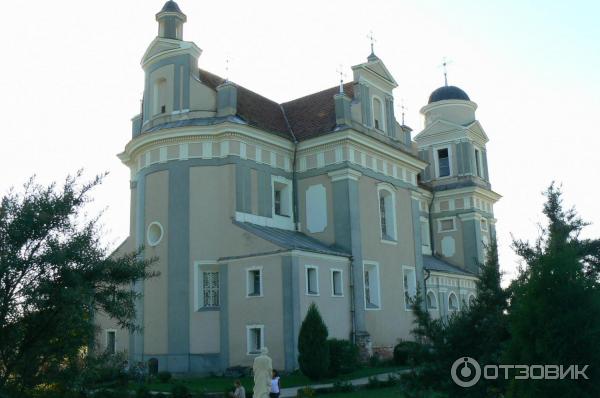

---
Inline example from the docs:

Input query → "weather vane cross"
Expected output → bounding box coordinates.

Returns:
[367,30,377,55]
[439,57,453,86]
[336,65,347,94]
[225,55,233,82]
[400,99,407,126]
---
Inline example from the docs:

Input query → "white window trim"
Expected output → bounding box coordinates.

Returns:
[402,266,417,311]
[377,184,398,243]
[433,145,453,179]
[330,268,344,297]
[304,265,320,296]
[194,261,219,311]
[448,292,460,311]
[426,290,438,310]
[246,266,264,298]
[438,216,457,233]
[271,175,293,219]
[246,324,265,355]
[371,95,386,132]
[474,146,484,178]
[105,329,117,353]
[363,261,381,310]
[146,221,164,247]
[480,218,489,232]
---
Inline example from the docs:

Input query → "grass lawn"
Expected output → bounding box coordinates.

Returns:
[321,386,446,398]
[130,365,407,394]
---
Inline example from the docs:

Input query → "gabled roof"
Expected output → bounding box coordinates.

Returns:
[423,255,476,277]
[352,55,398,87]
[233,221,350,258]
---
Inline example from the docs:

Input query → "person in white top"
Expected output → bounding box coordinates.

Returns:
[270,370,281,398]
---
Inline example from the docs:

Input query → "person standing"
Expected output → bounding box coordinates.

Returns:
[229,380,246,398]
[270,370,281,398]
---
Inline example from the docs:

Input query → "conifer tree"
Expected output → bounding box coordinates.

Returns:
[298,303,330,380]
[506,184,600,397]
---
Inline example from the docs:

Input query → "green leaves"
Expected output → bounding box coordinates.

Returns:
[298,303,330,380]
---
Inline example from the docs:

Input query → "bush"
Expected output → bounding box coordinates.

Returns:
[171,384,190,398]
[331,380,355,393]
[296,386,316,397]
[327,339,358,376]
[298,303,329,380]
[365,376,381,389]
[157,371,172,383]
[136,385,152,398]
[393,341,424,366]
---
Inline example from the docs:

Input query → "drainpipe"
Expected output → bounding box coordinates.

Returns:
[428,190,436,256]
[280,105,300,231]
[423,269,431,310]
[348,256,357,344]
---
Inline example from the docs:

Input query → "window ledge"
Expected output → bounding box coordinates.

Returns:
[197,306,220,312]
[365,303,381,310]
[380,238,397,245]
[331,294,344,298]
[246,294,264,299]
[306,292,320,296]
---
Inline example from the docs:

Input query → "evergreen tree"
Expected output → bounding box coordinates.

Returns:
[506,184,600,397]
[0,173,157,395]
[298,303,330,380]
[409,240,509,397]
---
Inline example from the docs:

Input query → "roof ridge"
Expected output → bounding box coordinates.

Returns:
[281,81,354,105]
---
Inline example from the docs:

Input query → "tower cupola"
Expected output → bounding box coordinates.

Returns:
[156,1,186,40]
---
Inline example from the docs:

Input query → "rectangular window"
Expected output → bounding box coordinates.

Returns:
[475,148,482,177]
[201,271,220,308]
[363,263,381,309]
[331,270,343,296]
[272,178,292,217]
[439,218,455,232]
[403,267,417,310]
[246,325,264,355]
[274,189,282,215]
[379,196,387,237]
[306,266,319,295]
[246,268,262,297]
[437,148,450,177]
[106,330,116,355]
[420,220,430,247]
[480,219,488,232]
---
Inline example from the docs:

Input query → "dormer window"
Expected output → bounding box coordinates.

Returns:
[436,147,451,177]
[272,176,292,217]
[372,97,385,132]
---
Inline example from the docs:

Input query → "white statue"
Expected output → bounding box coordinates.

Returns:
[252,347,273,398]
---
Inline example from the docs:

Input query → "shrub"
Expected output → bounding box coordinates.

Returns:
[327,339,358,376]
[298,303,329,380]
[296,386,316,397]
[331,380,355,393]
[393,341,424,366]
[171,383,190,398]
[136,385,152,398]
[365,376,381,389]
[157,371,172,383]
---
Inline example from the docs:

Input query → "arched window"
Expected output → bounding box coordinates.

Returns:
[153,78,167,115]
[427,291,438,310]
[378,185,397,241]
[372,97,385,131]
[468,294,476,307]
[448,292,459,311]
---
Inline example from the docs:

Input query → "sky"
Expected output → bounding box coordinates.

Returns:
[0,0,598,284]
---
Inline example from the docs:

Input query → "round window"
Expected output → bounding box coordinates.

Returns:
[147,222,164,246]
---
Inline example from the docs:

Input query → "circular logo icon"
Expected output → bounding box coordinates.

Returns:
[451,357,481,388]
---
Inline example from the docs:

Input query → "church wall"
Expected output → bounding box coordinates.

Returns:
[297,173,336,246]
[143,170,170,355]
[226,255,285,370]
[189,78,217,115]
[424,103,475,127]
[148,64,175,116]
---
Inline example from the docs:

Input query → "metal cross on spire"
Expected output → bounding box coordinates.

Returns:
[400,99,407,126]
[225,56,232,82]
[336,65,347,94]
[439,57,453,86]
[367,30,377,55]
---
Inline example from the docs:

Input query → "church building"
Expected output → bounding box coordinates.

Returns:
[95,1,500,373]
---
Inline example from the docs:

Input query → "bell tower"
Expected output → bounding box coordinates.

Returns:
[156,1,187,40]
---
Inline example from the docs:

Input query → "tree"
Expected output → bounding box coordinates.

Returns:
[298,303,330,380]
[409,240,509,397]
[0,173,156,395]
[506,184,600,397]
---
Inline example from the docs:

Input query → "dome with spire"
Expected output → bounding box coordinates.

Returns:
[428,85,470,104]
[160,0,183,14]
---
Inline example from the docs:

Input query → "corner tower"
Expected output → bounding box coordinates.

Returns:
[414,85,500,274]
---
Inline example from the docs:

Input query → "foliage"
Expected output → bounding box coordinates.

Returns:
[327,339,358,377]
[157,371,172,384]
[136,385,151,398]
[331,380,355,393]
[393,341,423,366]
[505,184,600,397]
[171,383,190,398]
[0,173,157,394]
[296,386,315,397]
[408,239,509,397]
[297,303,330,380]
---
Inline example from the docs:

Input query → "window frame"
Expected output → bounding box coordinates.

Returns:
[246,266,263,298]
[363,261,381,310]
[271,176,293,218]
[438,217,457,233]
[426,290,438,310]
[468,293,476,307]
[194,261,220,311]
[246,324,265,355]
[371,95,386,132]
[448,292,459,312]
[105,329,117,355]
[152,77,167,116]
[331,268,344,297]
[434,145,452,178]
[403,266,417,311]
[377,184,397,243]
[305,265,320,296]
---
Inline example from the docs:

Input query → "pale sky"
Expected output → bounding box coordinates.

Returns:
[1,0,598,284]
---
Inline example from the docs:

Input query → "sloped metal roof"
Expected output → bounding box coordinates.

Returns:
[423,255,475,276]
